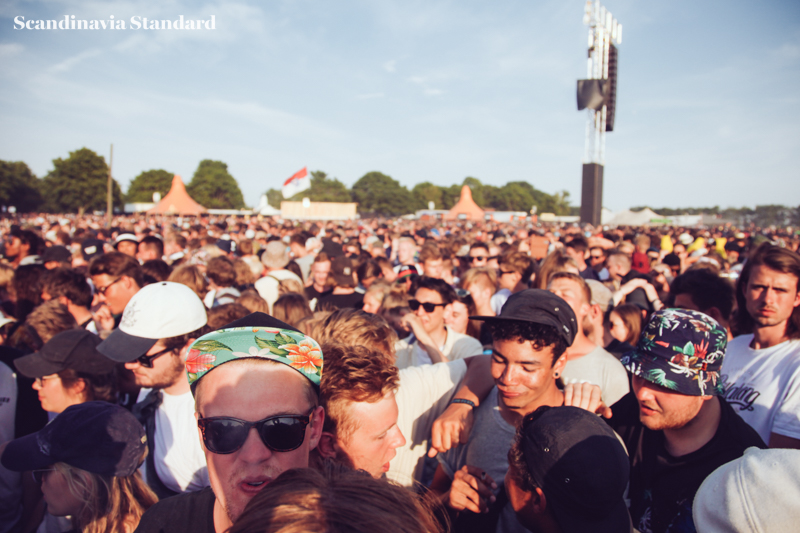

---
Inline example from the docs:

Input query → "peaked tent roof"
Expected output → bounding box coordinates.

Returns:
[445,185,484,221]
[147,175,207,216]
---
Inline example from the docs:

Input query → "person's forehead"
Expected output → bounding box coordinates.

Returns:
[748,264,799,287]
[415,287,443,303]
[493,337,553,363]
[346,392,398,435]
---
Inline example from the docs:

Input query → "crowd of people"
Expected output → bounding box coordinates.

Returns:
[0,212,798,533]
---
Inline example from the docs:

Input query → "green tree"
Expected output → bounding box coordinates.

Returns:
[125,169,174,203]
[351,171,415,216]
[289,171,352,203]
[411,182,443,210]
[0,160,43,212]
[186,160,245,209]
[41,148,122,214]
[265,188,283,209]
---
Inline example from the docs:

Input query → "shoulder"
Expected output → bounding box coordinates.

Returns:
[717,397,768,449]
[135,488,215,533]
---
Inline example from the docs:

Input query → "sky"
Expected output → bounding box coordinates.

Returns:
[1,0,799,212]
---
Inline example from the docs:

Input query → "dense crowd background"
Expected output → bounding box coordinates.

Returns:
[0,212,799,533]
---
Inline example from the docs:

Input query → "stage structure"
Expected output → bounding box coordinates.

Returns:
[577,1,621,226]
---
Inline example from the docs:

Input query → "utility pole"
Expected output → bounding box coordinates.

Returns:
[107,144,113,228]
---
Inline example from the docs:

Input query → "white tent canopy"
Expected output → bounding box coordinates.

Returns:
[606,208,665,226]
[255,194,280,216]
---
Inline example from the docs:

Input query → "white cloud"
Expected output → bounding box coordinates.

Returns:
[0,43,24,58]
[49,48,102,73]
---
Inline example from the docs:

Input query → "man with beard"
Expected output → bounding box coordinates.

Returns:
[98,281,209,498]
[610,308,765,533]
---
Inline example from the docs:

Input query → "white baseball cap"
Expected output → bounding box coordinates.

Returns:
[97,282,207,363]
[693,447,800,533]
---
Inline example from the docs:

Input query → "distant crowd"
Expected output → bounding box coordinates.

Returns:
[0,212,799,533]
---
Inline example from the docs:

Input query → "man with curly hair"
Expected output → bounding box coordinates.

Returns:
[609,308,765,533]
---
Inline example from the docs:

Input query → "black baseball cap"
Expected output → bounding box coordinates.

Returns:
[1,401,146,477]
[13,329,117,378]
[471,289,577,346]
[81,238,105,261]
[41,245,72,264]
[515,406,632,533]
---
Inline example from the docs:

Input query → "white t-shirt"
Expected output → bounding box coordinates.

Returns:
[562,345,630,407]
[387,359,468,487]
[491,289,512,315]
[720,335,800,443]
[394,326,483,369]
[138,388,210,493]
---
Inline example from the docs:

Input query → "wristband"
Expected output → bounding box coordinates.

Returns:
[451,398,476,409]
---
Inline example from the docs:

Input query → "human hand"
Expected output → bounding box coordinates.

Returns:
[92,304,115,333]
[448,466,498,514]
[563,382,613,418]
[428,403,474,458]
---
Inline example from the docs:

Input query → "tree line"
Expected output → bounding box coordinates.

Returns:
[631,205,800,229]
[265,172,573,216]
[0,148,244,214]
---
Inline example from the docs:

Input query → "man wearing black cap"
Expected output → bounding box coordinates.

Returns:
[609,308,765,533]
[430,289,579,533]
[3,227,40,268]
[40,245,72,270]
[504,406,631,533]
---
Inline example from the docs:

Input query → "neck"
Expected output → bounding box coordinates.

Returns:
[585,320,604,346]
[663,396,720,457]
[428,325,448,348]
[751,322,790,349]
[163,374,190,396]
[332,286,354,295]
[70,305,94,327]
[564,331,596,360]
[474,300,494,316]
[213,500,232,533]
[498,383,564,426]
[313,282,327,292]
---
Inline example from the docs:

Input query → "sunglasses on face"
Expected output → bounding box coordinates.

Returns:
[136,346,174,368]
[32,468,57,484]
[469,255,488,262]
[408,299,446,313]
[197,411,313,454]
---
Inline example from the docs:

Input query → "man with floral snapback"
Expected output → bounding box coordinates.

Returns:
[135,312,325,533]
[607,308,765,533]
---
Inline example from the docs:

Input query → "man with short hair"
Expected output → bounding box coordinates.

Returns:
[497,251,535,294]
[393,236,420,274]
[289,231,314,281]
[98,282,209,499]
[138,235,164,262]
[721,244,800,448]
[41,267,96,332]
[204,256,241,308]
[565,236,599,281]
[114,233,139,258]
[318,256,363,309]
[133,312,325,533]
[316,343,406,478]
[548,272,629,406]
[431,289,578,533]
[467,243,490,269]
[504,406,632,533]
[606,251,651,311]
[304,252,333,301]
[89,252,144,332]
[668,268,735,335]
[419,243,445,279]
[3,228,40,268]
[395,276,483,368]
[589,245,609,280]
[610,308,765,533]
[40,245,72,270]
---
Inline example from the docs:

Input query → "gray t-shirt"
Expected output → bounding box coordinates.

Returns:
[438,387,528,533]
[562,345,630,407]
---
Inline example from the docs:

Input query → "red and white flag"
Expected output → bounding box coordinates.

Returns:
[282,167,310,199]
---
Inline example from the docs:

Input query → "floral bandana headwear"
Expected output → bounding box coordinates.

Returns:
[620,308,727,396]
[186,312,323,392]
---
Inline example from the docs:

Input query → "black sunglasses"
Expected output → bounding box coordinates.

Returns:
[136,346,174,368]
[409,299,447,313]
[469,255,488,262]
[32,468,57,484]
[198,411,313,454]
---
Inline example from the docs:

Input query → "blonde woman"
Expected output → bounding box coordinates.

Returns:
[1,402,157,533]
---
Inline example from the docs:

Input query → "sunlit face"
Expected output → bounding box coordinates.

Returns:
[632,374,706,431]
[123,342,184,390]
[116,240,138,257]
[606,259,628,282]
[548,278,589,321]
[491,338,565,413]
[414,287,447,335]
[91,273,137,315]
[137,243,160,262]
[338,392,405,478]
[312,261,331,288]
[3,236,21,259]
[196,362,323,527]
[40,467,86,517]
[608,311,630,343]
[32,374,85,414]
[497,266,520,291]
[745,265,800,329]
[362,292,382,314]
[468,249,489,267]
[423,258,444,279]
[398,241,416,264]
[445,301,470,335]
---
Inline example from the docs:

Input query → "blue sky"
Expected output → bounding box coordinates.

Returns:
[1,0,798,211]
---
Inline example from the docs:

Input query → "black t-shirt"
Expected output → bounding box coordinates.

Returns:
[605,338,635,360]
[305,286,333,301]
[134,487,216,533]
[608,393,766,533]
[318,291,364,310]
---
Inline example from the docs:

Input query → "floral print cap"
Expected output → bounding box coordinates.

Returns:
[186,312,323,390]
[620,308,727,396]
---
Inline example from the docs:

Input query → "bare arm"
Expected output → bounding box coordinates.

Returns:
[402,312,448,363]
